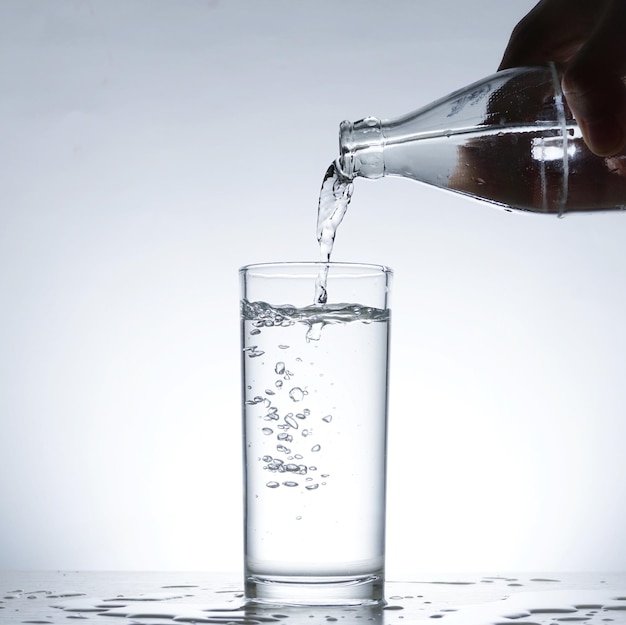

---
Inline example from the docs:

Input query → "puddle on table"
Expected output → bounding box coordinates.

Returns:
[2,575,626,625]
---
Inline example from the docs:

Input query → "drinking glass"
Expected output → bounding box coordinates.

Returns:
[240,262,392,605]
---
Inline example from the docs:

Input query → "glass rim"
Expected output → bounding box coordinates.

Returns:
[239,261,393,276]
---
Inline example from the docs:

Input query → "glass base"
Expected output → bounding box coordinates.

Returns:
[245,573,385,606]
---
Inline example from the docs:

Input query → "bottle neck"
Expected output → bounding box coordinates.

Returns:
[337,117,384,180]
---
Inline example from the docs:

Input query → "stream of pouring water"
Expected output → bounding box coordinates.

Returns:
[314,161,354,304]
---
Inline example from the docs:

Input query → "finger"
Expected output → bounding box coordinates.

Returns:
[562,73,626,156]
[561,1,626,156]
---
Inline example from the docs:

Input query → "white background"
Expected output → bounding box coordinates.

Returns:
[1,0,626,575]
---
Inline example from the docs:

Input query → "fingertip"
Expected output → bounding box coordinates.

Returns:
[576,116,626,157]
[562,72,626,157]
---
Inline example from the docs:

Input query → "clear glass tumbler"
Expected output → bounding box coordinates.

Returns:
[240,262,392,606]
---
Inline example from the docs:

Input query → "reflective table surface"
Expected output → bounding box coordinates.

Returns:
[1,572,626,625]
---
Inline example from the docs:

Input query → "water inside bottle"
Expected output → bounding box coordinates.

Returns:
[378,122,626,215]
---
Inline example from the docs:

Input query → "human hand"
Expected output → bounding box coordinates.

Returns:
[499,0,626,157]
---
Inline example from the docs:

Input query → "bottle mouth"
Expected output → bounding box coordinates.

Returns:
[337,119,357,179]
[337,117,384,180]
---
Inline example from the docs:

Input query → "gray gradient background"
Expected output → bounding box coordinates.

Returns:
[1,0,625,575]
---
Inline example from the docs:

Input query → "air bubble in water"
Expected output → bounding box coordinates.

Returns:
[266,482,279,488]
[248,348,265,358]
[322,415,333,423]
[246,396,265,405]
[311,444,321,452]
[306,322,324,342]
[306,484,319,490]
[262,428,273,435]
[275,362,285,375]
[285,414,299,429]
[283,481,298,487]
[275,380,283,389]
[276,444,291,454]
[289,387,306,402]
[277,433,293,442]
[250,329,261,335]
